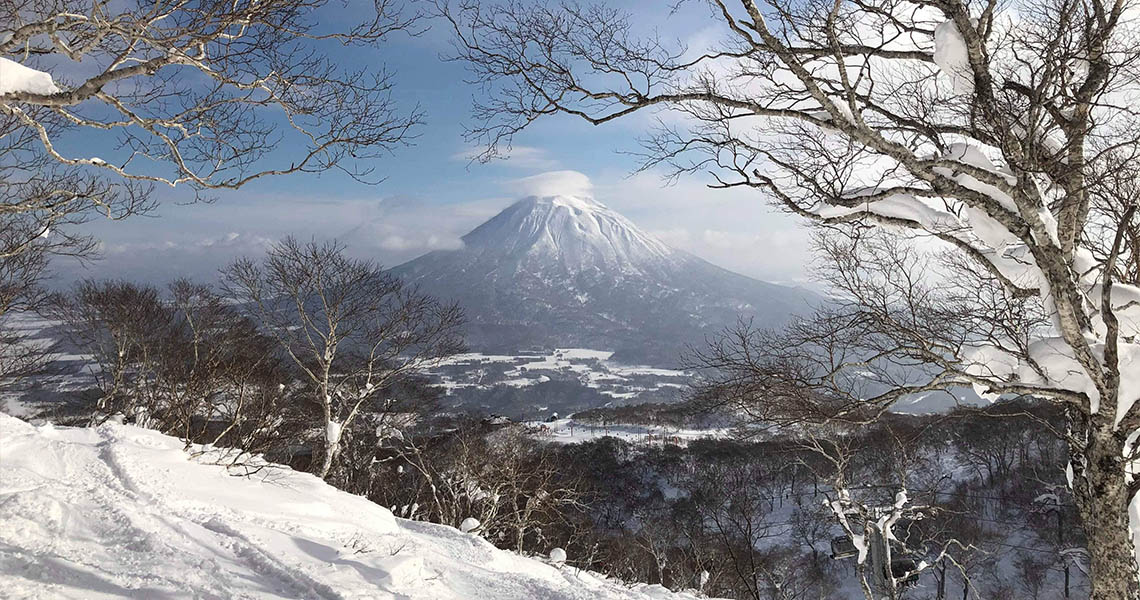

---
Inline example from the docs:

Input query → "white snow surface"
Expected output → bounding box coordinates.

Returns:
[460,195,676,272]
[0,57,60,96]
[531,418,732,446]
[325,420,342,445]
[1131,489,1140,574]
[933,20,975,93]
[0,413,712,600]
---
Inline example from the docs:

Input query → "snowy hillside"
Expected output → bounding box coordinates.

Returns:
[392,195,815,364]
[0,413,709,600]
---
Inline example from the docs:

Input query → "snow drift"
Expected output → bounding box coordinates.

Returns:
[0,413,708,599]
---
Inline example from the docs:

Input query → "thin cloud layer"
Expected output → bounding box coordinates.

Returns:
[58,168,812,287]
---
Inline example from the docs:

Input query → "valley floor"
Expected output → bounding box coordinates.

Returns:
[528,417,732,446]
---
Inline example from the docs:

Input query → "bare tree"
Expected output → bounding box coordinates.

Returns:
[2,0,423,401]
[439,0,1140,595]
[801,431,973,600]
[0,227,55,391]
[1,0,422,214]
[58,280,172,423]
[379,420,585,553]
[56,279,290,444]
[222,237,465,480]
[685,447,834,600]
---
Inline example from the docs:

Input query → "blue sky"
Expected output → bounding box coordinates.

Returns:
[56,2,813,286]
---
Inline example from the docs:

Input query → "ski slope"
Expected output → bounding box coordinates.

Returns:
[0,414,709,599]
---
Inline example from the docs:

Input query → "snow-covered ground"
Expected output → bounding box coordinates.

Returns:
[529,418,732,446]
[432,348,688,382]
[427,347,983,415]
[0,314,93,422]
[427,347,690,402]
[0,413,711,600]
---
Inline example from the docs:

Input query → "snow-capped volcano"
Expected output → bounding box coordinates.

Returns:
[460,195,674,272]
[391,195,814,364]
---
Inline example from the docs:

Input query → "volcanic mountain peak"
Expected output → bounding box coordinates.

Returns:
[460,195,675,269]
[391,193,814,364]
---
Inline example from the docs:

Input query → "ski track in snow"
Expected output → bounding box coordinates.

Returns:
[0,414,710,600]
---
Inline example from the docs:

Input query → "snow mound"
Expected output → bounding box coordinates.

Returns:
[0,57,60,96]
[549,548,567,564]
[459,517,480,533]
[0,414,711,600]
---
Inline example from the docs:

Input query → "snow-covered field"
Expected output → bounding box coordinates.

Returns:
[529,418,732,446]
[427,348,690,402]
[432,348,688,383]
[0,413,711,600]
[0,314,93,422]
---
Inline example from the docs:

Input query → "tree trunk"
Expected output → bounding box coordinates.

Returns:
[1058,508,1070,599]
[1082,482,1136,600]
[318,383,337,480]
[1073,427,1139,600]
[936,559,946,600]
[318,439,339,480]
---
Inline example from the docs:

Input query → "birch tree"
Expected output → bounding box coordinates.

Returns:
[57,278,288,447]
[2,0,422,239]
[439,0,1140,596]
[2,0,423,395]
[222,237,465,480]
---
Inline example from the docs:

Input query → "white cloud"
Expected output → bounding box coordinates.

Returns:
[63,231,277,284]
[63,193,499,283]
[504,170,594,198]
[342,195,501,260]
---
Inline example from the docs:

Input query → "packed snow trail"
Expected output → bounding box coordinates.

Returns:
[0,414,707,599]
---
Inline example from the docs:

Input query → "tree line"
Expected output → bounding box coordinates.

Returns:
[49,237,463,487]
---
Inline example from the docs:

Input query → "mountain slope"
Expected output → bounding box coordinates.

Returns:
[391,195,814,364]
[0,413,708,600]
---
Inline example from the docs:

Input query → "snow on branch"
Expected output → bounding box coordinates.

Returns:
[933,19,976,94]
[0,57,59,96]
